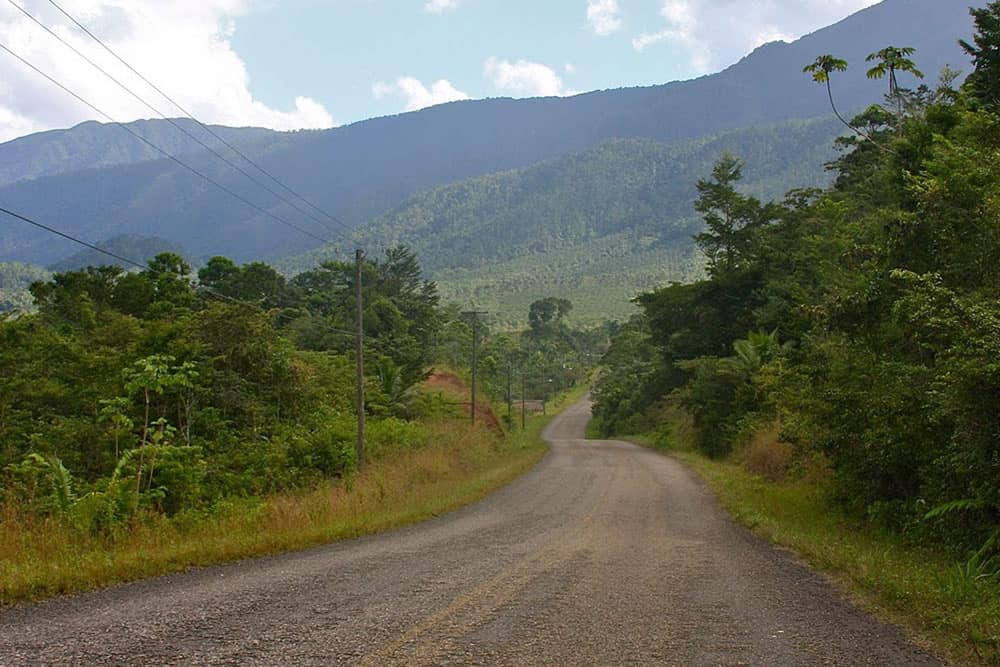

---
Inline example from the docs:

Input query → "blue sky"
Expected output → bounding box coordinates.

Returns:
[231,0,695,124]
[0,0,881,142]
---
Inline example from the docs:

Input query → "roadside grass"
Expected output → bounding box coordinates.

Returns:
[0,388,583,606]
[612,424,1000,666]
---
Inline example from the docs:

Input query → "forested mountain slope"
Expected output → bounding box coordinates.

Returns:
[48,234,186,272]
[0,0,975,268]
[288,115,845,323]
[0,119,278,187]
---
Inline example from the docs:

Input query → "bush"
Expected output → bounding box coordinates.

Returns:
[367,419,428,459]
[738,425,794,482]
[674,357,751,458]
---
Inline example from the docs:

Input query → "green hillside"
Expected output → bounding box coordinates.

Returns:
[0,262,50,313]
[289,116,844,324]
[0,119,277,187]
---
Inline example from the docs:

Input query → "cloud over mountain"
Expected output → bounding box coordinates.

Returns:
[0,0,335,142]
[633,0,880,72]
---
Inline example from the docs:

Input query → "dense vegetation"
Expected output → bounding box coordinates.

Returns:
[594,8,1000,560]
[0,249,428,527]
[476,297,608,418]
[0,261,50,313]
[0,243,599,541]
[0,0,969,270]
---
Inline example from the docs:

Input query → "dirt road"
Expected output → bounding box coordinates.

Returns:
[0,397,939,665]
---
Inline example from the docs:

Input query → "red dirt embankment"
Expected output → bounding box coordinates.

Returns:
[425,372,502,434]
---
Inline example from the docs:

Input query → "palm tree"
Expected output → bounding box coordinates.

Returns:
[376,358,417,418]
[804,55,851,128]
[865,46,923,96]
[865,46,924,130]
[804,54,894,154]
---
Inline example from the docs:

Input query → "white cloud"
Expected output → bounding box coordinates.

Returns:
[424,0,460,14]
[564,63,576,74]
[753,28,797,50]
[587,0,622,36]
[484,57,577,98]
[632,29,670,52]
[0,105,39,141]
[0,0,335,143]
[632,0,881,74]
[373,76,470,112]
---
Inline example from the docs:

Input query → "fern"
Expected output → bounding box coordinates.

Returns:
[44,454,76,515]
[924,498,986,520]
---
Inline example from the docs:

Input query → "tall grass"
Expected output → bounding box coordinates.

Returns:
[0,414,555,605]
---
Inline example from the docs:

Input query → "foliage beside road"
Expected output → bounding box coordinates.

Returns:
[0,237,598,604]
[593,8,1000,663]
[594,10,1000,558]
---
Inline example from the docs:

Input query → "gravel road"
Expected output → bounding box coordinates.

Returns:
[0,397,940,666]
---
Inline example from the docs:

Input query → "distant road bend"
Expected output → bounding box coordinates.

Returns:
[0,397,938,665]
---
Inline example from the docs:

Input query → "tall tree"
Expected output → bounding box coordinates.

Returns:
[961,1,1000,111]
[804,54,851,130]
[805,54,894,151]
[693,154,776,276]
[865,46,924,129]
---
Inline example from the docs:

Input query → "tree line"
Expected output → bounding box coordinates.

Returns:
[1,241,602,532]
[593,4,1000,554]
[0,247,447,526]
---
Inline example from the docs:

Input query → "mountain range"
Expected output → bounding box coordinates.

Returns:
[0,0,981,320]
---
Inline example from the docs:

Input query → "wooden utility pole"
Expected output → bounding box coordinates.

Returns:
[462,311,487,426]
[521,374,526,431]
[506,357,513,429]
[355,249,366,469]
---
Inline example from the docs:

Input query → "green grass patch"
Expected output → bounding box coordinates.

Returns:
[0,391,584,606]
[613,428,1000,666]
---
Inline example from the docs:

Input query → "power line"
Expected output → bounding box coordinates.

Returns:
[0,40,333,247]
[0,205,390,350]
[0,203,270,306]
[0,205,146,271]
[0,204,383,465]
[7,0,349,238]
[42,0,354,234]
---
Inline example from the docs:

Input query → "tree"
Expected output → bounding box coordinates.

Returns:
[805,55,894,151]
[961,1,1000,111]
[865,46,924,129]
[199,257,287,307]
[123,354,197,500]
[693,154,776,276]
[198,256,239,291]
[866,46,924,97]
[236,262,287,307]
[528,297,572,337]
[804,55,852,129]
[144,253,194,313]
[29,265,126,327]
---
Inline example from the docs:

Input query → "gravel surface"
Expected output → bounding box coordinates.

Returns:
[0,397,940,665]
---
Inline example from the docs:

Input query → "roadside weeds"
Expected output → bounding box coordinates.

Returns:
[0,387,585,606]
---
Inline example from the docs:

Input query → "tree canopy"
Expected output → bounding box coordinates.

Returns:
[594,28,1000,554]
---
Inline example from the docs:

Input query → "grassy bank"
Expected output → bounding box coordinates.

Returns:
[613,425,1000,666]
[0,390,583,606]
